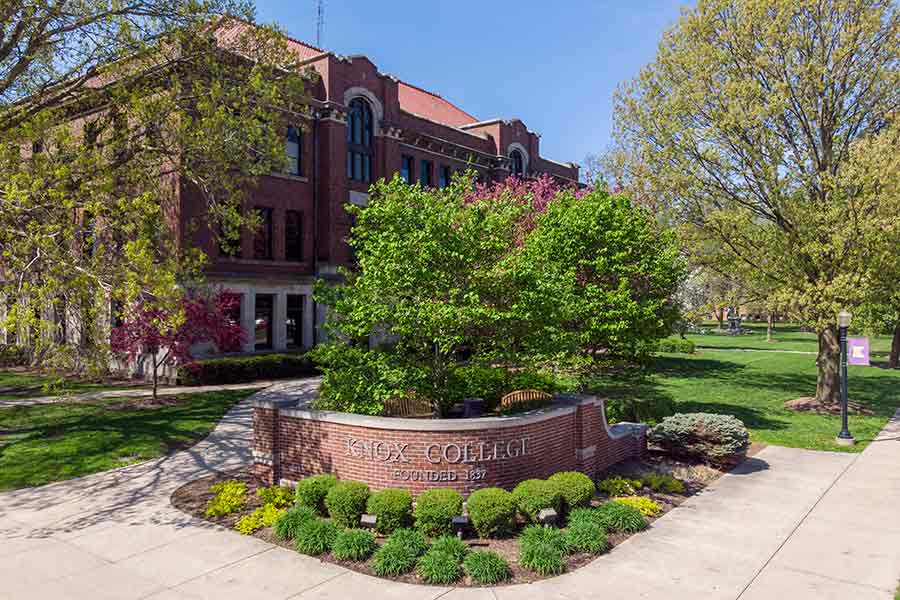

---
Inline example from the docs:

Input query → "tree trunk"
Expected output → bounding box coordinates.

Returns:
[816,327,841,405]
[152,359,159,401]
[715,307,724,330]
[767,313,775,343]
[890,323,900,369]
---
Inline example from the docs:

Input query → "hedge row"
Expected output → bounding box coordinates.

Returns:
[178,352,317,385]
[655,338,696,354]
[0,344,27,367]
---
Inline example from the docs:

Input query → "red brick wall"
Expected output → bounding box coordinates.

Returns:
[253,397,646,496]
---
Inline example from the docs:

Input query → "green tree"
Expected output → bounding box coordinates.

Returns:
[611,0,900,404]
[1,5,311,370]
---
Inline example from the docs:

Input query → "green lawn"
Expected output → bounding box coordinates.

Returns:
[589,347,900,453]
[0,389,254,490]
[684,321,894,356]
[0,369,141,402]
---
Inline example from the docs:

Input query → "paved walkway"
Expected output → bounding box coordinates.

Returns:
[0,380,277,408]
[1,382,897,599]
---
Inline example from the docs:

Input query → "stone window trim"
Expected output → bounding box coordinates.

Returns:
[506,142,530,175]
[342,87,384,136]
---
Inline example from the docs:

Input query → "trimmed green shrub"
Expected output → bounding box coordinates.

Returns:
[519,541,566,576]
[565,520,608,554]
[656,338,695,354]
[0,344,27,367]
[295,474,338,514]
[371,529,427,576]
[274,505,317,540]
[414,488,463,537]
[294,519,340,556]
[325,481,371,529]
[597,476,641,497]
[429,535,469,562]
[417,550,463,584]
[605,396,676,426]
[463,550,512,585]
[547,471,595,510]
[649,413,751,464]
[520,524,571,555]
[466,487,517,538]
[257,485,294,508]
[511,479,563,523]
[594,501,647,533]
[179,352,317,385]
[641,473,685,494]
[366,488,413,534]
[613,496,662,517]
[205,480,247,518]
[331,529,377,562]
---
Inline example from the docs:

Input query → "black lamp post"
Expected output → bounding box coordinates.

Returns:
[836,310,855,446]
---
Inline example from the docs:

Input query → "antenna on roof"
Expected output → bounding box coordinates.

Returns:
[315,0,324,47]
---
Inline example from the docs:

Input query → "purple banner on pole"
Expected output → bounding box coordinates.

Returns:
[848,337,870,366]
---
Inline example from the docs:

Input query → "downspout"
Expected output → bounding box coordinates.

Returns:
[311,109,320,347]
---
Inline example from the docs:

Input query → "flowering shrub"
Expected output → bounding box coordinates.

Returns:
[613,496,662,517]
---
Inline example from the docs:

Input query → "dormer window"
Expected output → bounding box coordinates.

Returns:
[347,97,373,182]
[510,149,525,176]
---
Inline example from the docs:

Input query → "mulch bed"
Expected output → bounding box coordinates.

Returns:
[785,396,873,415]
[171,455,730,587]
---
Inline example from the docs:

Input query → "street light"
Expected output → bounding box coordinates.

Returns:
[836,310,855,446]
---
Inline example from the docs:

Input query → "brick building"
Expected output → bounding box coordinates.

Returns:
[181,34,579,356]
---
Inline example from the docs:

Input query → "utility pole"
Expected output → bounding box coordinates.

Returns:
[315,0,324,47]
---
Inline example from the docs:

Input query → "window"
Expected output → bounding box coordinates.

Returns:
[439,165,451,188]
[286,295,304,348]
[420,159,433,187]
[400,155,414,184]
[347,97,373,182]
[285,210,303,262]
[285,126,301,175]
[510,149,525,176]
[253,207,273,260]
[254,294,274,350]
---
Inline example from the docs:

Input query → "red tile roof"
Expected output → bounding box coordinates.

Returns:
[398,82,478,127]
[214,19,326,62]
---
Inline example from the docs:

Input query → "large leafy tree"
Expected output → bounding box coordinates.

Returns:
[1,2,311,371]
[612,0,900,403]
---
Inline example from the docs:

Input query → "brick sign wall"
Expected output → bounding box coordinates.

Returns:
[253,395,647,496]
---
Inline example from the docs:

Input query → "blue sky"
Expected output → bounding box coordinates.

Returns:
[253,1,689,168]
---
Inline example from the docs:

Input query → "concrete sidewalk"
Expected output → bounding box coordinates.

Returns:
[1,383,897,599]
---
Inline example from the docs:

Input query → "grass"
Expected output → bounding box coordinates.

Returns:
[588,327,900,453]
[0,369,140,402]
[0,389,253,490]
[684,321,894,355]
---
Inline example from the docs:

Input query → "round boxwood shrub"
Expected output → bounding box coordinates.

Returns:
[429,535,469,562]
[371,529,428,577]
[325,481,371,529]
[295,474,338,514]
[519,541,566,576]
[565,520,608,554]
[614,496,662,517]
[594,501,647,533]
[463,550,512,585]
[417,550,462,584]
[649,413,750,465]
[466,487,517,538]
[331,529,377,562]
[414,489,463,537]
[294,519,340,556]
[512,479,562,523]
[274,505,317,540]
[366,488,413,534]
[547,471,595,510]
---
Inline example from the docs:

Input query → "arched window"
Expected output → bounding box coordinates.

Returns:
[509,149,524,176]
[347,97,373,182]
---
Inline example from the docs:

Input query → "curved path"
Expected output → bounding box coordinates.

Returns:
[1,380,897,600]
